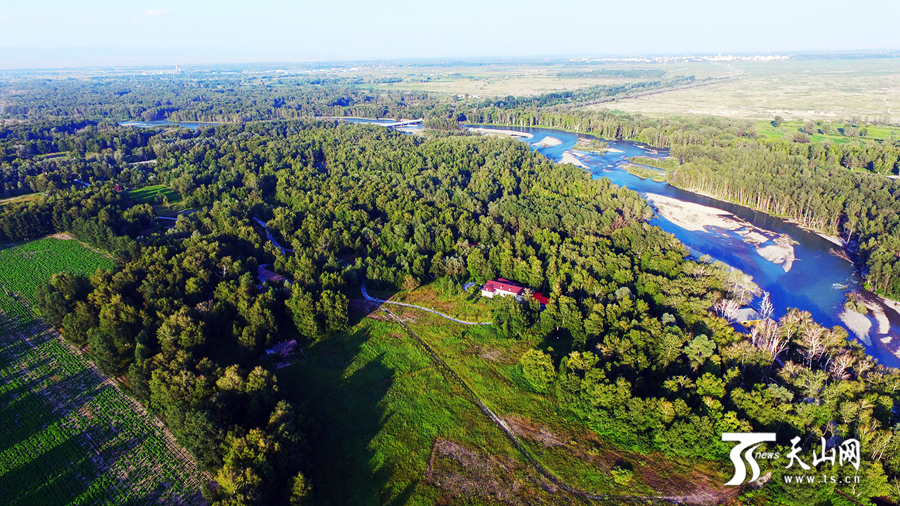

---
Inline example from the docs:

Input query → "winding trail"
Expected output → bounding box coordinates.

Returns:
[360,280,492,325]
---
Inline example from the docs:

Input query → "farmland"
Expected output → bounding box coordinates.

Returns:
[0,237,209,505]
[0,237,114,307]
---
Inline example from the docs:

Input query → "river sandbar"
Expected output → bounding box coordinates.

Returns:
[467,127,534,139]
[645,193,744,232]
[559,150,589,169]
[532,136,562,148]
[839,309,873,346]
[646,193,797,272]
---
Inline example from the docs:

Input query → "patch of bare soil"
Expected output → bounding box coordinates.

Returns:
[504,416,742,505]
[479,348,506,363]
[504,417,566,448]
[426,439,573,505]
[49,232,75,240]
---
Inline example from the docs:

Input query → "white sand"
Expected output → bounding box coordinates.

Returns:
[559,150,589,169]
[839,310,873,346]
[817,233,844,246]
[607,148,624,153]
[645,193,743,232]
[755,235,795,273]
[646,193,796,272]
[862,300,891,334]
[467,127,534,139]
[736,229,769,245]
[532,136,562,148]
[756,245,794,273]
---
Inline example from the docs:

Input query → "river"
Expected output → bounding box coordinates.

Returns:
[120,120,216,129]
[468,124,900,368]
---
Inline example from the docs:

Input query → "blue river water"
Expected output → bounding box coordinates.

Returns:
[120,120,216,129]
[468,124,900,368]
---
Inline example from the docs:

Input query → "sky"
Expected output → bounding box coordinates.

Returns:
[1,0,899,68]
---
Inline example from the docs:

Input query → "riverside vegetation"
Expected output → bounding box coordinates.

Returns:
[0,75,899,504]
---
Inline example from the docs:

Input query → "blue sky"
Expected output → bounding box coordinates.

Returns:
[1,0,899,68]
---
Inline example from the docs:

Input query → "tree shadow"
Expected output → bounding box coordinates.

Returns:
[276,326,398,505]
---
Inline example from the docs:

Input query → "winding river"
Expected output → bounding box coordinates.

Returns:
[468,124,900,368]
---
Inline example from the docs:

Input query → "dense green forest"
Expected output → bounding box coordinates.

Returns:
[0,115,896,504]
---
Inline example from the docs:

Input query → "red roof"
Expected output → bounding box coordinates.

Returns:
[483,279,524,295]
[532,292,549,305]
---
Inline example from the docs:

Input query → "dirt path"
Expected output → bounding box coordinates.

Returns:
[380,307,740,504]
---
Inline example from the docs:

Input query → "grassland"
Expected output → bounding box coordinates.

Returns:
[126,184,182,207]
[0,193,43,208]
[0,238,208,505]
[755,120,900,143]
[357,62,730,98]
[277,283,733,505]
[584,58,900,123]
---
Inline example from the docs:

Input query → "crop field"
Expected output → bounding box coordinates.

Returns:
[0,238,114,308]
[0,238,209,505]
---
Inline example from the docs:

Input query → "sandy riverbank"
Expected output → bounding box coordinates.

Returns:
[645,193,797,272]
[839,309,873,346]
[532,136,562,148]
[559,150,589,169]
[467,127,534,139]
[645,193,746,232]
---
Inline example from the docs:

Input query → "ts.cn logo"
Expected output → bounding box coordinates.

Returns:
[722,433,777,485]
[722,432,862,486]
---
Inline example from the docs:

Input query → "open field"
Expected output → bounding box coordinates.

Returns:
[755,119,900,143]
[276,283,733,505]
[0,193,43,208]
[584,58,900,123]
[358,62,731,98]
[0,238,208,505]
[126,185,182,207]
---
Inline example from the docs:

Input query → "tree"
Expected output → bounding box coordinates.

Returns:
[317,290,348,334]
[519,349,555,392]
[685,334,715,371]
[286,287,321,339]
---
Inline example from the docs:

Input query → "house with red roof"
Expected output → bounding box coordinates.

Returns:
[481,278,549,307]
[481,278,525,299]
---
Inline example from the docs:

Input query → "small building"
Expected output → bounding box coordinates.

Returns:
[266,339,298,358]
[532,292,550,306]
[257,264,287,285]
[481,278,525,300]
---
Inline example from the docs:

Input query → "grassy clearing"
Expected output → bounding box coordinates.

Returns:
[277,283,732,504]
[0,238,208,505]
[126,185,182,207]
[755,120,900,144]
[621,164,667,182]
[0,194,43,208]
